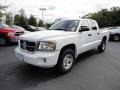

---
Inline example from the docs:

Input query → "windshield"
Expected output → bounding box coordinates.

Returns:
[0,23,11,29]
[49,20,79,31]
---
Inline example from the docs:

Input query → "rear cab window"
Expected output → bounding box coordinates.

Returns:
[80,20,90,31]
[90,20,98,30]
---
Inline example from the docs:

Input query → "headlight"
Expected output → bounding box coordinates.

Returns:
[7,32,15,36]
[38,41,56,51]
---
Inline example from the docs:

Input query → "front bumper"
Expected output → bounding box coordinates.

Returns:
[15,47,60,68]
[8,36,19,42]
[10,38,18,42]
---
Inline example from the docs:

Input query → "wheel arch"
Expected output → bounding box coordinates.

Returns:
[103,36,107,41]
[114,33,120,35]
[0,34,8,45]
[0,34,7,38]
[59,43,77,58]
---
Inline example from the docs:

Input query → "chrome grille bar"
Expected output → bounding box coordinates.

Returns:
[20,40,37,52]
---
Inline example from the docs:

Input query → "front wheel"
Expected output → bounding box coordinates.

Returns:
[0,36,7,46]
[98,39,106,53]
[57,48,75,74]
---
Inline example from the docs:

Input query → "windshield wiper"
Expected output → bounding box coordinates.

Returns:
[53,28,65,30]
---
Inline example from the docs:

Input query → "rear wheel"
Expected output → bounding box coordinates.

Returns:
[0,36,7,46]
[98,38,106,53]
[113,35,120,41]
[57,48,75,74]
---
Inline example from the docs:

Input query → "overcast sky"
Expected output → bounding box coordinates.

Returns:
[1,0,120,22]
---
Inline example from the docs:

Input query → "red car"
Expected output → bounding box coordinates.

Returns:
[0,22,24,46]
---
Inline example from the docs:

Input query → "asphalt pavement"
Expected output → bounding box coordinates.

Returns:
[0,42,120,90]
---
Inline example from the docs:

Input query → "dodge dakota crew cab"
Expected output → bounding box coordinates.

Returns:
[15,19,109,73]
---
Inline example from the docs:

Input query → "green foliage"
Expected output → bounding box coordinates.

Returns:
[18,15,28,27]
[28,15,37,26]
[6,12,13,25]
[0,5,5,17]
[88,7,120,28]
[0,1,9,17]
[19,9,26,16]
[14,9,28,27]
[38,20,44,27]
[14,14,20,25]
[0,10,2,17]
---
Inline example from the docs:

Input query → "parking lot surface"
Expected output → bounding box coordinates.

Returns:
[0,42,120,90]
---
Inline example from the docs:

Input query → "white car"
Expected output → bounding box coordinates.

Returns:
[15,19,109,73]
[108,27,120,41]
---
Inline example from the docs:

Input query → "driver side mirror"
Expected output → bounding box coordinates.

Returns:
[80,26,90,32]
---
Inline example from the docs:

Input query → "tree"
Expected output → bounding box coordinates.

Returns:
[0,4,7,17]
[18,9,28,27]
[5,12,13,25]
[19,15,28,27]
[14,9,28,27]
[19,9,26,16]
[38,20,44,27]
[0,11,3,17]
[0,5,4,17]
[28,15,37,26]
[45,23,52,29]
[87,7,120,28]
[14,14,20,25]
[0,0,9,18]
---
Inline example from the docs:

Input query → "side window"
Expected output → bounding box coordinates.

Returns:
[90,20,98,30]
[80,20,90,31]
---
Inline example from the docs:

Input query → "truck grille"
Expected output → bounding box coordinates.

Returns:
[20,40,38,52]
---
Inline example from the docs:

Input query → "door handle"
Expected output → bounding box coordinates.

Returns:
[88,34,92,36]
[97,33,100,35]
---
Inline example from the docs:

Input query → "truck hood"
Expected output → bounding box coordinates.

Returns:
[20,30,76,41]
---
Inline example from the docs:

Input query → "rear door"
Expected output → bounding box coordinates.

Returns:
[89,20,101,47]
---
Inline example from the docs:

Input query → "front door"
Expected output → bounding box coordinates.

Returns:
[78,20,93,54]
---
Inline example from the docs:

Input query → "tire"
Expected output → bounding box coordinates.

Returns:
[0,36,7,46]
[57,48,75,74]
[98,38,106,53]
[113,34,120,41]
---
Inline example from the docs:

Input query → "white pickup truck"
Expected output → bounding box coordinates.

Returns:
[15,19,109,73]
